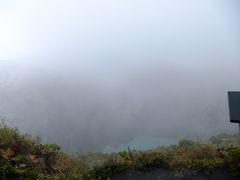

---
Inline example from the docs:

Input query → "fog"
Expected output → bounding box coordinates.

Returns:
[0,0,240,152]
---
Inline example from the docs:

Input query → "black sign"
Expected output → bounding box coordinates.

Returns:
[228,91,240,123]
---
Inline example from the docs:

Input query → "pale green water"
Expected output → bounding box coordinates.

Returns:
[103,136,178,153]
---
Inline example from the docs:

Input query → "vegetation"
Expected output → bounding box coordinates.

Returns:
[0,122,87,179]
[0,122,240,179]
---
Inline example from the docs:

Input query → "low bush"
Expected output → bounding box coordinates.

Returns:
[1,122,240,179]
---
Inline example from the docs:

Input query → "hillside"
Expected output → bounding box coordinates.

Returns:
[0,122,240,179]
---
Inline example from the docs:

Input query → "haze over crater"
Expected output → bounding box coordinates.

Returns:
[0,0,240,152]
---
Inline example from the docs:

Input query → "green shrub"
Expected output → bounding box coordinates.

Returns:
[225,147,240,176]
[88,158,128,179]
[194,158,225,171]
[134,152,169,170]
[178,139,195,149]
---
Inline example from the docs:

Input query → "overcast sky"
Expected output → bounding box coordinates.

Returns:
[0,0,240,152]
[0,0,239,64]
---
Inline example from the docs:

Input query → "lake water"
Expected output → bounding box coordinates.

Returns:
[103,136,178,153]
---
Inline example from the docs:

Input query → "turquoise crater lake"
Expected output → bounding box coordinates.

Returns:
[103,136,178,153]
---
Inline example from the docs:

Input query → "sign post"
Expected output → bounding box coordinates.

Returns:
[238,121,240,136]
[228,91,240,135]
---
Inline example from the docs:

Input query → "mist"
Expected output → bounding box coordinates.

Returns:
[0,0,240,152]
